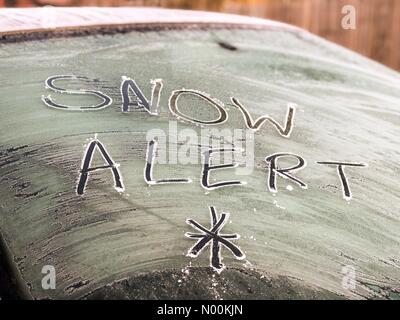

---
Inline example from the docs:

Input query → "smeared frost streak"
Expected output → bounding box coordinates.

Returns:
[231,97,296,137]
[169,89,228,125]
[144,139,191,185]
[317,161,367,200]
[42,75,112,111]
[76,136,124,195]
[120,76,163,115]
[185,206,245,273]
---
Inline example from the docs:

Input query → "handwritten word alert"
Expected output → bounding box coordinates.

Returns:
[42,75,367,201]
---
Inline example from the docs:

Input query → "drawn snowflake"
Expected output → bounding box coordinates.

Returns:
[185,206,245,273]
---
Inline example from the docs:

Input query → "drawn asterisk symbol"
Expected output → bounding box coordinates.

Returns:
[185,206,245,273]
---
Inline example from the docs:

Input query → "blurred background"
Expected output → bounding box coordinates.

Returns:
[0,0,399,72]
